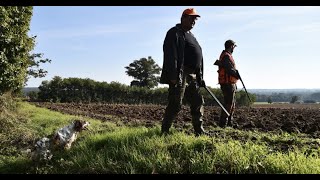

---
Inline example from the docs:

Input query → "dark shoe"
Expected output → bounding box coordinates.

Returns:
[195,130,212,137]
[192,118,205,136]
[161,119,172,136]
[227,122,232,127]
[226,116,234,127]
[219,122,226,128]
[161,131,169,136]
[194,125,208,136]
[194,131,206,137]
[161,128,170,136]
[219,118,227,128]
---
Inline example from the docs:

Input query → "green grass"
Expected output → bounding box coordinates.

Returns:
[1,102,320,174]
[19,102,109,137]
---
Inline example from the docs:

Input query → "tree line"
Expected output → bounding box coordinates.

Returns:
[255,92,320,103]
[27,76,255,107]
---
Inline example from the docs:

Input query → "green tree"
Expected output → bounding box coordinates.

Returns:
[27,91,38,102]
[267,96,272,104]
[236,90,255,107]
[27,53,51,79]
[38,80,50,101]
[125,56,161,89]
[0,7,34,95]
[290,95,299,104]
[0,7,50,95]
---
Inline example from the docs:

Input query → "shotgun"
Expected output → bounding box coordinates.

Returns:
[204,86,230,117]
[236,70,252,103]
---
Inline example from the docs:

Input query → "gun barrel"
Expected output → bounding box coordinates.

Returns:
[237,71,252,103]
[204,86,230,117]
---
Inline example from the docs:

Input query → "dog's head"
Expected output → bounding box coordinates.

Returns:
[73,120,90,132]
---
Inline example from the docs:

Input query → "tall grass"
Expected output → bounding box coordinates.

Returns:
[42,127,320,174]
[1,101,320,174]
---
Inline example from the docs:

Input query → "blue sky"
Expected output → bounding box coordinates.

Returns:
[27,6,320,89]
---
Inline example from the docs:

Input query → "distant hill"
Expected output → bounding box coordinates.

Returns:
[22,87,39,96]
[248,89,320,95]
[247,89,320,102]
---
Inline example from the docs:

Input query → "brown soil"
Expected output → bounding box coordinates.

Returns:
[31,102,320,137]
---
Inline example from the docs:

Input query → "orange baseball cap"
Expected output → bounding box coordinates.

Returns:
[182,8,200,17]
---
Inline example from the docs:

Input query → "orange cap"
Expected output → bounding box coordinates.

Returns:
[182,8,200,17]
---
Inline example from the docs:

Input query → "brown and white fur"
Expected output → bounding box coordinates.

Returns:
[52,120,90,150]
[32,120,90,161]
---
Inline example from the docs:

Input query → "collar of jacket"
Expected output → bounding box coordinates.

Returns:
[175,23,194,38]
[175,23,183,31]
[223,49,233,55]
[175,24,190,33]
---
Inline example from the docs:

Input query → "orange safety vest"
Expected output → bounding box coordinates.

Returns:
[217,51,238,84]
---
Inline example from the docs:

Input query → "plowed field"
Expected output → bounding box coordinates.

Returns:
[31,102,320,137]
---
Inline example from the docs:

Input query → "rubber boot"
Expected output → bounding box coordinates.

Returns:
[219,117,227,128]
[161,118,173,136]
[193,120,207,136]
[227,116,233,127]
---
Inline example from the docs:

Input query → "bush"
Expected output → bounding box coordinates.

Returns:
[0,94,34,157]
[26,91,38,102]
[304,100,316,104]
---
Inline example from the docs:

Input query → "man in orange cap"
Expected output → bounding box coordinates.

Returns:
[160,8,207,136]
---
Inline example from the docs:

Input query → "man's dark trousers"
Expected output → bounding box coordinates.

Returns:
[219,83,236,127]
[161,70,205,135]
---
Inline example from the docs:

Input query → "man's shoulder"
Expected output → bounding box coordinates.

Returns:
[167,26,178,34]
[166,27,181,40]
[168,24,184,32]
[221,50,232,57]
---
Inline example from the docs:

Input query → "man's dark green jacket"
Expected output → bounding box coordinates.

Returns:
[160,24,204,85]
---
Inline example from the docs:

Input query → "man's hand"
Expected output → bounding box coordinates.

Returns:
[213,59,221,66]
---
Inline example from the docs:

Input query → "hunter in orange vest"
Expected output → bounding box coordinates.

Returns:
[214,39,239,128]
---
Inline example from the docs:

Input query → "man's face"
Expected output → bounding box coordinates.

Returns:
[182,15,198,31]
[230,44,236,53]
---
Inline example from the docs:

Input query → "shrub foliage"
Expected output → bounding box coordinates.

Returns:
[35,76,255,106]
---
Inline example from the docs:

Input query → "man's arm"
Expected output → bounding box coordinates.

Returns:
[195,56,205,87]
[163,28,179,84]
[222,55,239,79]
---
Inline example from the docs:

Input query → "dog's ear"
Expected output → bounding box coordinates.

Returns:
[73,119,81,124]
[73,120,81,126]
[74,120,83,131]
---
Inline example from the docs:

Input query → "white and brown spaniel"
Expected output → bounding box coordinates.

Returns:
[52,119,90,150]
[32,120,90,161]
